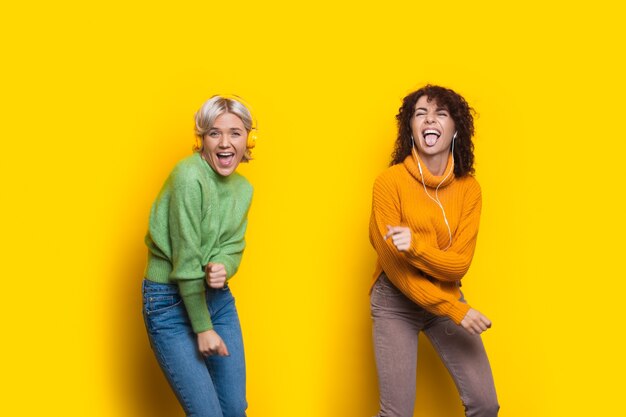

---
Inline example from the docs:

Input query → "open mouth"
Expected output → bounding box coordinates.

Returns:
[422,129,441,147]
[216,152,235,166]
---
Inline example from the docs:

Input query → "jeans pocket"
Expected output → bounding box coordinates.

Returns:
[374,276,402,298]
[444,320,460,335]
[145,295,183,315]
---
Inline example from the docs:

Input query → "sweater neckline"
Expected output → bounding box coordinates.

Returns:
[402,153,455,188]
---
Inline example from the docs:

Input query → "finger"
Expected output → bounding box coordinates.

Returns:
[388,226,404,234]
[384,226,403,240]
[460,320,471,332]
[462,319,478,335]
[393,240,406,249]
[393,236,410,246]
[209,269,227,278]
[478,319,489,332]
[393,241,410,251]
[219,342,230,356]
[391,234,407,243]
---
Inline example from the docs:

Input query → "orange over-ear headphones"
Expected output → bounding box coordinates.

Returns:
[218,94,258,149]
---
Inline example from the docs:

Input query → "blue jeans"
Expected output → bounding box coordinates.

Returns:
[142,279,247,417]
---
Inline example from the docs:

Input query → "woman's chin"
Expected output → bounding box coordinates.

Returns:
[214,160,241,176]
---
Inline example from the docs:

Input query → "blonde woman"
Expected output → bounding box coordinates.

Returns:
[142,95,255,416]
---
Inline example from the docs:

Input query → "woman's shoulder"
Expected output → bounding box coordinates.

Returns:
[374,163,408,185]
[170,153,203,179]
[160,154,211,194]
[454,174,481,199]
[455,173,480,189]
[228,172,254,196]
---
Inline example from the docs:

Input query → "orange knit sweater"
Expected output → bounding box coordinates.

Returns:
[369,154,482,325]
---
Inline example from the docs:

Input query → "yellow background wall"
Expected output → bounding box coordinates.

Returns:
[2,1,624,415]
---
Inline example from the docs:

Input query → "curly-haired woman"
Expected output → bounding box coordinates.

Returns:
[369,85,499,417]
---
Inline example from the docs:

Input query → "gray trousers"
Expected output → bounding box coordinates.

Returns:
[371,274,499,417]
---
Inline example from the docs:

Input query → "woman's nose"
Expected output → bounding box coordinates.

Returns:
[218,135,230,147]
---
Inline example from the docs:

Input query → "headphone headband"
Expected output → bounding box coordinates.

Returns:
[215,94,258,129]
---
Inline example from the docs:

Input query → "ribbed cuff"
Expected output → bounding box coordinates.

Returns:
[210,255,237,279]
[179,280,213,333]
[445,300,471,325]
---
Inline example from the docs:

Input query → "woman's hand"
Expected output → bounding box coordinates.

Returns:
[384,225,412,251]
[197,329,229,357]
[206,263,227,288]
[460,308,492,335]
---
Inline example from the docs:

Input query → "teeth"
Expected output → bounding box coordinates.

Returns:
[217,153,234,157]
[423,129,440,136]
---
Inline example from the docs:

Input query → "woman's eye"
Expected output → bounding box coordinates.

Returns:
[416,113,425,118]
[438,113,448,117]
[209,131,220,137]
[232,132,241,137]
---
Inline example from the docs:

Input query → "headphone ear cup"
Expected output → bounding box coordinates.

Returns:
[247,128,258,149]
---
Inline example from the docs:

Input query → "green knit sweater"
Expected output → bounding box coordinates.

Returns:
[144,153,253,333]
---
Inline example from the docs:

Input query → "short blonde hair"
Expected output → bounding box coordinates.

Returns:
[193,95,255,161]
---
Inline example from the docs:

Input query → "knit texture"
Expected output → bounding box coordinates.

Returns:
[145,153,253,333]
[369,154,481,324]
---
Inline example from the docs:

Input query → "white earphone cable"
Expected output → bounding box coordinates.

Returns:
[411,133,455,251]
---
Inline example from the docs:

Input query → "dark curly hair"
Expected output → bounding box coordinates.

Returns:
[391,85,476,177]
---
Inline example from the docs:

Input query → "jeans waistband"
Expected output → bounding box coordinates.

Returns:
[142,279,230,295]
[142,279,179,295]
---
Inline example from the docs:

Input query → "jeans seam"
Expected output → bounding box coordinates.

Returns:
[426,330,470,407]
[149,326,194,415]
[145,298,183,316]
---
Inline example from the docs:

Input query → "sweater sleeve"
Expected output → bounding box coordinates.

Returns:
[370,175,470,324]
[209,185,252,279]
[210,218,248,280]
[169,167,212,333]
[404,180,482,282]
